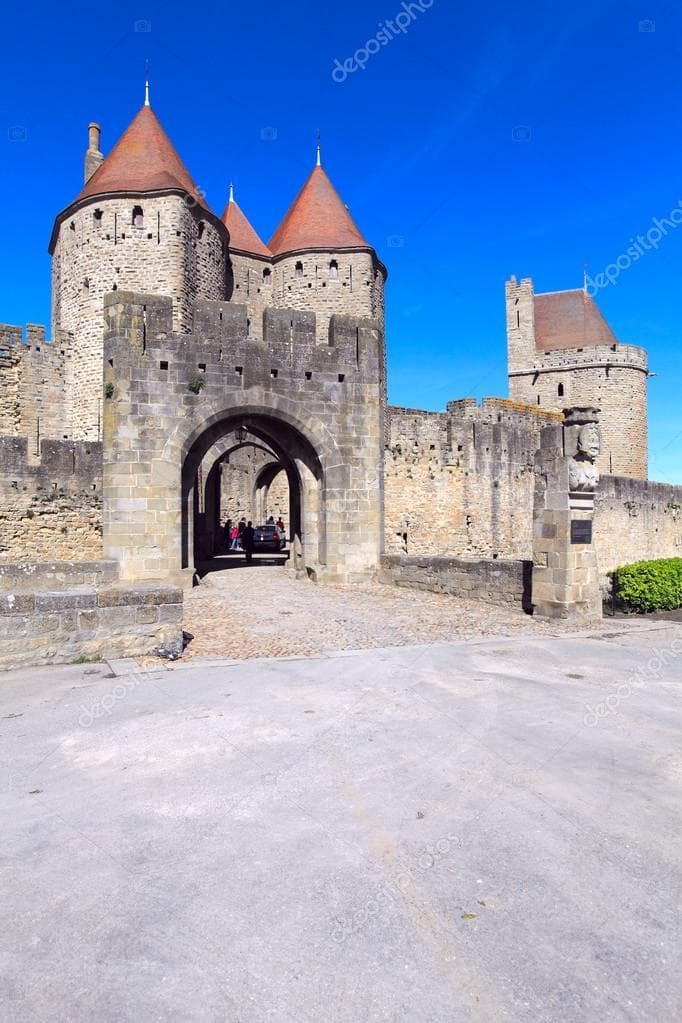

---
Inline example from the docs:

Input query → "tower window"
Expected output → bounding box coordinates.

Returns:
[198,221,205,240]
[263,268,272,286]
[295,261,303,278]
[132,206,144,228]
[329,260,339,280]
[93,209,103,226]
[558,383,565,397]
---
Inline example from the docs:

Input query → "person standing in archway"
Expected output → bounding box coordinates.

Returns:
[242,521,255,564]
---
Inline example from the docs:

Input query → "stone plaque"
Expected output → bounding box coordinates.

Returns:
[571,519,593,545]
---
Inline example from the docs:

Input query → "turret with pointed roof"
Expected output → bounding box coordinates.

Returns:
[50,96,227,440]
[220,184,273,341]
[268,154,386,344]
[221,185,271,260]
[269,164,373,257]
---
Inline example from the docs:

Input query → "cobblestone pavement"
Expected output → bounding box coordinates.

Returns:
[181,555,597,661]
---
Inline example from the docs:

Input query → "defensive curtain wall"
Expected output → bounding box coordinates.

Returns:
[1,309,681,666]
[1,313,680,585]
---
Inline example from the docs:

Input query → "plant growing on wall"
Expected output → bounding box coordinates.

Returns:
[187,376,205,394]
[104,382,115,399]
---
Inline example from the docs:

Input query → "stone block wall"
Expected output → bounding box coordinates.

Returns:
[0,325,70,448]
[0,437,102,562]
[384,399,562,560]
[0,563,183,671]
[272,251,385,344]
[384,397,682,588]
[379,554,531,609]
[0,327,21,435]
[594,476,682,578]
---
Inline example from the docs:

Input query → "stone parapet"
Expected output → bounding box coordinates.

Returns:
[0,559,118,593]
[0,565,183,670]
[379,554,531,609]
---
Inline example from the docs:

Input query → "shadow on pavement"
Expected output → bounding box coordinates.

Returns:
[196,551,290,578]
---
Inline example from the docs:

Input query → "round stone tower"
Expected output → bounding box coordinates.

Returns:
[49,96,228,441]
[268,154,386,344]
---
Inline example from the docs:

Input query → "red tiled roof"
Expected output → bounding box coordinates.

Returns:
[76,105,208,210]
[534,290,618,352]
[269,165,370,255]
[221,199,271,258]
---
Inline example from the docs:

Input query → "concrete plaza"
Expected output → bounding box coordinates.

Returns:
[1,620,680,1022]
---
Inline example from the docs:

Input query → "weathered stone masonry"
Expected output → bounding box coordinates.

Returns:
[506,277,649,479]
[101,292,385,586]
[50,196,227,441]
[0,437,102,562]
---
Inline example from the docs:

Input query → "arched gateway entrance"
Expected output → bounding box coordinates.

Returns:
[183,413,323,571]
[101,293,384,587]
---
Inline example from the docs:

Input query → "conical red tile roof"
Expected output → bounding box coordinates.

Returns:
[76,105,208,210]
[269,165,370,255]
[221,197,271,258]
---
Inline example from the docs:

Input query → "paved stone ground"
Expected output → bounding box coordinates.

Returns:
[1,623,680,1021]
[183,557,594,661]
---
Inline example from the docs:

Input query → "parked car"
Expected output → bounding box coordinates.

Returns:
[253,525,286,552]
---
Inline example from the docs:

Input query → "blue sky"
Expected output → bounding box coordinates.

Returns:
[2,0,681,481]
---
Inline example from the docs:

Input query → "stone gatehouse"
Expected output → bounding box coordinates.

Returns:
[0,93,680,665]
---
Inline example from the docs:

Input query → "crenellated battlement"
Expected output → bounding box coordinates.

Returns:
[0,435,101,481]
[0,324,72,443]
[102,292,383,389]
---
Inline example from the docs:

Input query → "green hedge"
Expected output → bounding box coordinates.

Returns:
[611,558,682,613]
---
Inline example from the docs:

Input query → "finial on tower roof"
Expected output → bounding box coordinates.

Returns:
[229,181,235,204]
[144,79,150,107]
[316,130,322,167]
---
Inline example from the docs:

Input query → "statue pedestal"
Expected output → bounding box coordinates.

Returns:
[532,411,603,621]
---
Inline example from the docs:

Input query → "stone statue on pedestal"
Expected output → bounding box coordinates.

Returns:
[568,423,601,492]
